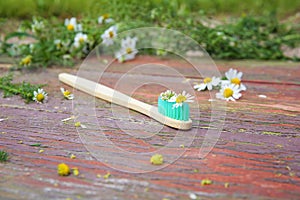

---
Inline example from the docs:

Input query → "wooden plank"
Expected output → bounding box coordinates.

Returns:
[0,56,299,199]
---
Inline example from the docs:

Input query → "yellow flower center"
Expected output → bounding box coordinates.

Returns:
[231,77,241,85]
[126,48,132,54]
[56,43,62,49]
[203,77,212,84]
[36,93,44,102]
[21,56,32,65]
[176,94,187,103]
[63,90,71,96]
[109,31,114,38]
[67,24,74,31]
[79,37,85,43]
[223,88,233,98]
[102,14,109,19]
[75,122,81,127]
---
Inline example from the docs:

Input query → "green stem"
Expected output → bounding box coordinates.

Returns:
[0,84,20,94]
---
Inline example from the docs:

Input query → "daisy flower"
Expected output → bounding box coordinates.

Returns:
[54,39,62,49]
[225,68,246,91]
[115,36,138,62]
[114,51,125,63]
[64,17,82,32]
[60,88,74,100]
[33,88,48,104]
[74,32,88,48]
[216,84,242,101]
[101,25,117,46]
[98,14,114,24]
[170,91,194,109]
[194,76,221,91]
[31,18,44,33]
[160,90,176,101]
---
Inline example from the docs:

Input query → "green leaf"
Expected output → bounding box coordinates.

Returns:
[29,143,41,147]
[4,32,36,41]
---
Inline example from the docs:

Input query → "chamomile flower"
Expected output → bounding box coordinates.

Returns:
[55,39,71,51]
[216,84,242,101]
[60,88,74,100]
[31,18,44,33]
[114,51,125,63]
[74,32,88,48]
[64,17,82,32]
[225,68,246,91]
[170,91,194,109]
[160,90,176,101]
[33,88,48,104]
[121,36,138,60]
[194,76,221,91]
[98,14,114,24]
[20,55,32,66]
[54,39,62,49]
[101,25,117,46]
[115,36,138,62]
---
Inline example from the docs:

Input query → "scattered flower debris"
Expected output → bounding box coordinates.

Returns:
[70,154,76,159]
[58,163,70,176]
[72,167,79,176]
[150,154,164,165]
[75,122,81,127]
[75,122,87,128]
[103,172,111,179]
[0,118,7,122]
[201,178,212,186]
[189,193,197,199]
[61,116,75,122]
[258,94,267,98]
[224,182,230,188]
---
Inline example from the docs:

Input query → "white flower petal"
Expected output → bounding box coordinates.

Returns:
[258,94,267,98]
[211,77,221,86]
[239,84,247,91]
[233,92,242,99]
[207,84,213,90]
[194,83,206,91]
[237,71,243,79]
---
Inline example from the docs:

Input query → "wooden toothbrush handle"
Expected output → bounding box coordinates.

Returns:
[59,73,192,130]
[58,73,153,116]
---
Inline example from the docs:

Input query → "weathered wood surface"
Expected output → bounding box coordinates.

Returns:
[0,56,300,200]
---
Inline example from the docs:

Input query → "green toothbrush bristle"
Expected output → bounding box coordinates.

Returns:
[158,97,190,121]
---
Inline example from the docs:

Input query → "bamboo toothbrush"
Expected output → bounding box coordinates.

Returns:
[59,73,192,130]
